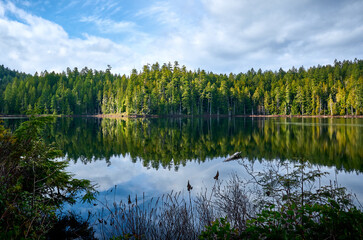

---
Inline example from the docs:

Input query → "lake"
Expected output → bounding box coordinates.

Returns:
[2,116,363,230]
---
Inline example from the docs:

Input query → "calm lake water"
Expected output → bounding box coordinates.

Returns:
[3,116,363,218]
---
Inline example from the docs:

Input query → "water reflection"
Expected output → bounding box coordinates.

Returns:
[42,117,363,172]
[3,116,363,232]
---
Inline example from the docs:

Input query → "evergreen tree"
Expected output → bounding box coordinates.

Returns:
[0,60,362,116]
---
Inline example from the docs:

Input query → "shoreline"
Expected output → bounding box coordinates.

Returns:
[1,114,363,119]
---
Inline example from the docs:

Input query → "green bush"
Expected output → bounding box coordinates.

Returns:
[46,212,95,240]
[0,117,96,239]
[242,200,363,239]
[199,217,239,240]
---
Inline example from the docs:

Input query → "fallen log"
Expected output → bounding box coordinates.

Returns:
[224,152,242,162]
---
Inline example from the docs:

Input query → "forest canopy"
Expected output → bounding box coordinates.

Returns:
[1,60,362,116]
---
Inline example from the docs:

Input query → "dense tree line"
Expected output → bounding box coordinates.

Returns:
[1,60,363,115]
[0,65,29,113]
[0,65,29,88]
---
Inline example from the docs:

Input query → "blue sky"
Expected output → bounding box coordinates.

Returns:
[1,0,363,75]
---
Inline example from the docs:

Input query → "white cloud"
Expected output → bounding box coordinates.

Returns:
[136,1,180,26]
[172,0,363,72]
[1,0,363,74]
[67,154,363,204]
[19,0,31,7]
[66,154,238,193]
[80,16,136,33]
[0,4,4,17]
[0,1,137,74]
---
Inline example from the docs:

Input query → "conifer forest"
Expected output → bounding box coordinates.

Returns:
[1,59,362,116]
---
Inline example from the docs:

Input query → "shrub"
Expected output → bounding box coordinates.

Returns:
[0,117,96,239]
[199,217,239,240]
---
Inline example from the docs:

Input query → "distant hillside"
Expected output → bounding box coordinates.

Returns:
[1,60,362,116]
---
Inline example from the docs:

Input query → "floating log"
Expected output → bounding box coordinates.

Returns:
[224,152,242,162]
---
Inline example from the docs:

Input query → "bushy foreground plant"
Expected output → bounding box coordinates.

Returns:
[0,117,96,239]
[241,200,363,239]
[200,161,363,239]
[199,217,239,240]
[46,211,95,240]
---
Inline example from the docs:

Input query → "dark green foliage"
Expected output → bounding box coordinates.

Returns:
[0,117,96,239]
[46,212,95,240]
[0,65,29,113]
[242,201,363,239]
[311,201,363,239]
[199,217,239,240]
[1,60,362,116]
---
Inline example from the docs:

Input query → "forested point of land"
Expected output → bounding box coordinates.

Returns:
[1,59,362,116]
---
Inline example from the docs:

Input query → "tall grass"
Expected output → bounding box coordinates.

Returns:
[93,161,362,239]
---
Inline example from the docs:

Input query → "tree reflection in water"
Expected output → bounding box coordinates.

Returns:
[39,117,363,172]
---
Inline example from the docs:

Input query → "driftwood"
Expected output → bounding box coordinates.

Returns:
[224,152,242,162]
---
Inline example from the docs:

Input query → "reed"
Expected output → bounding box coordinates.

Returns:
[94,161,362,239]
